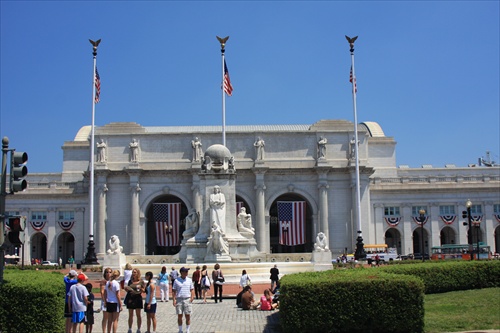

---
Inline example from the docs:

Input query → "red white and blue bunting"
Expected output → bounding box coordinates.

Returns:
[494,214,500,223]
[471,215,482,226]
[31,221,47,231]
[58,221,75,231]
[440,215,456,225]
[384,216,402,227]
[412,216,429,225]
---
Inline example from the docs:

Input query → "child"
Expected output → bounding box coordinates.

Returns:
[84,283,95,333]
[68,274,89,333]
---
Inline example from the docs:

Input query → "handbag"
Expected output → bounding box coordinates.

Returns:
[216,271,225,285]
[203,276,211,287]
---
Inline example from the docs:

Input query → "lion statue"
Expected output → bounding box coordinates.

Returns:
[314,232,329,252]
[107,235,123,254]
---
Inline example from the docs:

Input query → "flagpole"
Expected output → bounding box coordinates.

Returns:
[84,39,101,265]
[217,36,229,146]
[346,35,366,261]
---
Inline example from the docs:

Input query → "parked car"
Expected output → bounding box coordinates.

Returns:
[409,253,430,260]
[41,260,58,267]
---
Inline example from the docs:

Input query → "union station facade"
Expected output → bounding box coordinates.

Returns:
[4,119,500,264]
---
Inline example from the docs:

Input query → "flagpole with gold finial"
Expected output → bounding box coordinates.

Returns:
[217,36,229,146]
[346,35,366,261]
[85,38,101,265]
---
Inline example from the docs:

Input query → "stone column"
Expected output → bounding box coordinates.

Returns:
[457,202,469,245]
[373,204,385,245]
[483,201,494,252]
[430,203,440,248]
[97,183,108,255]
[254,169,268,253]
[130,180,141,255]
[318,182,329,239]
[401,204,413,254]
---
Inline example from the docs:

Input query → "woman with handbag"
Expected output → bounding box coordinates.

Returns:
[124,268,145,333]
[211,263,224,303]
[200,265,210,304]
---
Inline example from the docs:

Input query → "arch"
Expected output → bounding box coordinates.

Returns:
[384,228,402,254]
[30,232,48,262]
[268,192,314,254]
[265,188,318,216]
[440,226,457,245]
[144,194,189,255]
[412,228,429,256]
[56,232,75,265]
[140,189,192,218]
[235,191,255,215]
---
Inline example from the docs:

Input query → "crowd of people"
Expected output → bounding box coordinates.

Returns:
[63,263,281,333]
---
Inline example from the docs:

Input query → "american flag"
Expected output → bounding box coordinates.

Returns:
[223,59,233,96]
[236,202,244,216]
[277,201,306,246]
[153,203,181,246]
[349,66,357,93]
[94,67,101,103]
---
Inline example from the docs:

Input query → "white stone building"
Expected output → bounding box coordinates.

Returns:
[4,119,500,264]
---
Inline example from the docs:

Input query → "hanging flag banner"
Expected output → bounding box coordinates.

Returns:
[412,216,429,225]
[349,66,357,93]
[440,215,456,225]
[31,221,47,231]
[223,59,233,96]
[94,67,101,103]
[236,202,244,216]
[154,203,181,247]
[384,216,402,227]
[58,221,75,231]
[278,201,306,246]
[471,215,482,226]
[494,214,500,223]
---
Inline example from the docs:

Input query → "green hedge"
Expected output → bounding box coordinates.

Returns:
[279,269,425,333]
[0,270,65,333]
[380,260,500,294]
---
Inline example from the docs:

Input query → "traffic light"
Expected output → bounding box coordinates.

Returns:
[6,216,26,245]
[10,151,28,192]
[462,210,468,219]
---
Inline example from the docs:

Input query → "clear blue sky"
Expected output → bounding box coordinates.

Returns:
[1,1,499,173]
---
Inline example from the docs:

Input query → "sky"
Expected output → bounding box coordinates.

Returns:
[1,1,499,173]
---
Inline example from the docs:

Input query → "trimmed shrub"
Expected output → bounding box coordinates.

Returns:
[279,269,424,333]
[0,270,65,333]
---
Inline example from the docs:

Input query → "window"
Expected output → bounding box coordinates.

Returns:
[384,206,400,216]
[412,206,428,216]
[58,211,75,220]
[439,205,455,215]
[6,211,20,217]
[31,211,47,220]
[470,205,482,215]
[493,204,500,214]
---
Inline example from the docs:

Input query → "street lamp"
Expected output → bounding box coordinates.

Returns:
[464,200,473,261]
[417,209,426,262]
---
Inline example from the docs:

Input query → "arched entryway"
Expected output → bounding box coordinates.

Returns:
[145,195,188,255]
[57,232,75,264]
[494,225,500,254]
[384,228,402,254]
[440,226,457,245]
[412,227,429,255]
[269,194,313,253]
[31,232,48,262]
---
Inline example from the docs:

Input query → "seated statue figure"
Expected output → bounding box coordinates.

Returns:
[182,208,199,239]
[107,235,123,254]
[206,222,229,255]
[314,232,329,252]
[237,207,255,237]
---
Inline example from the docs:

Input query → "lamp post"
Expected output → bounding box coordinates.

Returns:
[465,200,473,261]
[417,209,426,262]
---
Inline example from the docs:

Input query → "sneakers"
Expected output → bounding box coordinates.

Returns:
[128,329,132,333]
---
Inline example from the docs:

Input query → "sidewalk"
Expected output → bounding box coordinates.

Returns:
[89,297,281,333]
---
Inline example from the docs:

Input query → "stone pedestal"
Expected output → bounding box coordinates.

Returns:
[312,251,332,271]
[102,253,127,275]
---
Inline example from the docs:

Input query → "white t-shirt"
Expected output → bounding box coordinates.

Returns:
[105,280,120,303]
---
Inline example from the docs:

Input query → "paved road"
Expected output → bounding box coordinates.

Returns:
[89,298,281,333]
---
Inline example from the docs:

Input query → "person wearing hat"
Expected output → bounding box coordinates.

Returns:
[65,270,79,333]
[67,274,89,333]
[170,267,179,288]
[172,267,194,333]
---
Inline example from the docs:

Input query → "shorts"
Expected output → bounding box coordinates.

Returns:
[126,293,144,309]
[175,298,192,315]
[144,303,157,314]
[106,302,119,313]
[72,311,86,323]
[64,302,72,318]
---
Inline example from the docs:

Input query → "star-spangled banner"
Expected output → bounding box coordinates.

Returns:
[94,67,101,104]
[278,201,305,246]
[154,203,181,247]
[223,59,233,96]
